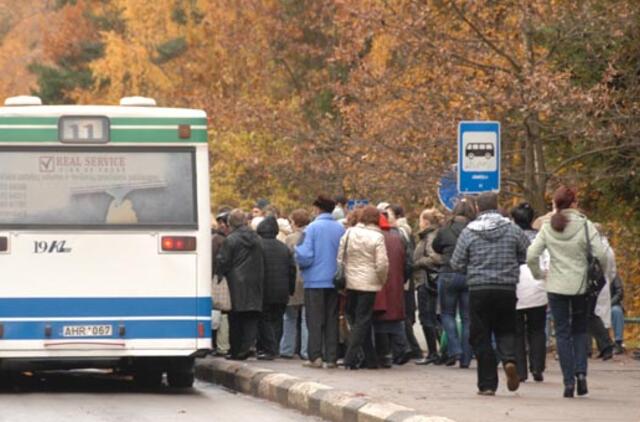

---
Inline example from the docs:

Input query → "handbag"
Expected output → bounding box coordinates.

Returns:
[211,275,232,312]
[333,231,350,290]
[583,222,606,297]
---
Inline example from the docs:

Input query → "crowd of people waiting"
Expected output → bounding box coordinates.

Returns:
[210,187,628,398]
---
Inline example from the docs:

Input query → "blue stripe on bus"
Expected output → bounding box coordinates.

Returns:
[1,319,211,340]
[0,297,212,318]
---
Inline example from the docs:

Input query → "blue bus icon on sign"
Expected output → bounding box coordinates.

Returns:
[458,121,500,193]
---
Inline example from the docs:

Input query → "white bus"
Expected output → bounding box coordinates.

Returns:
[0,95,211,388]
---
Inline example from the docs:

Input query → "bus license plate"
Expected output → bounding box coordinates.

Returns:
[62,325,113,337]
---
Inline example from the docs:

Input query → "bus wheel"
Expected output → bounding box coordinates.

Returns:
[134,369,163,389]
[468,153,474,160]
[485,152,492,159]
[167,368,194,388]
[167,358,194,388]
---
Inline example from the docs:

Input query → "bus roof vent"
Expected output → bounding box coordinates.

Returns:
[120,96,157,107]
[4,95,43,106]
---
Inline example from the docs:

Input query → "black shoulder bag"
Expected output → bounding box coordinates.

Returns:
[583,222,606,298]
[333,231,350,291]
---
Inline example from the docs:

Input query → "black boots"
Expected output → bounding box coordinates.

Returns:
[576,373,588,396]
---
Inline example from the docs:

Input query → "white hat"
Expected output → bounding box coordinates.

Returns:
[376,202,390,211]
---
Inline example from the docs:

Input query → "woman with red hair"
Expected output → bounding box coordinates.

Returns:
[527,186,608,398]
[373,213,410,367]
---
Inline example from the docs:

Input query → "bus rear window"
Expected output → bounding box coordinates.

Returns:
[0,147,197,229]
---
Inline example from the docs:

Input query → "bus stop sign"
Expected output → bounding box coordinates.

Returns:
[457,121,500,193]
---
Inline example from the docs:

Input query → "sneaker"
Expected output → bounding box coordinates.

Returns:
[393,350,412,366]
[324,362,337,369]
[444,355,459,367]
[614,342,624,355]
[256,353,275,361]
[477,389,495,396]
[415,354,440,366]
[504,362,520,392]
[302,358,323,368]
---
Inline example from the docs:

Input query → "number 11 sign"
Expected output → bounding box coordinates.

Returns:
[457,121,501,194]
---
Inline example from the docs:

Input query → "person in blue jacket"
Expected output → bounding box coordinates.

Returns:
[295,195,345,368]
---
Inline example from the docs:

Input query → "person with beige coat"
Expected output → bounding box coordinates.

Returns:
[337,206,389,369]
[527,186,608,398]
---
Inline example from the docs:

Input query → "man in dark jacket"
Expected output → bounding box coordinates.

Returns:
[256,216,296,360]
[216,208,265,360]
[450,192,530,395]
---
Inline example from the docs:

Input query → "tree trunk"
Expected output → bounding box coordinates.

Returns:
[524,112,548,214]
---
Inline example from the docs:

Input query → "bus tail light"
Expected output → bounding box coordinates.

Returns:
[0,236,7,252]
[161,236,196,252]
[198,322,205,338]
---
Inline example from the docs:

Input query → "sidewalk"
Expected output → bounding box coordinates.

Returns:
[197,353,640,422]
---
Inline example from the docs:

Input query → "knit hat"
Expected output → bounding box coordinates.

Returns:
[255,198,270,210]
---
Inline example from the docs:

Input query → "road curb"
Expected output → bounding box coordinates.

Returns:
[195,358,455,422]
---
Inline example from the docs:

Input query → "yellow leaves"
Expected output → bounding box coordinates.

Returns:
[85,31,173,103]
[368,33,397,77]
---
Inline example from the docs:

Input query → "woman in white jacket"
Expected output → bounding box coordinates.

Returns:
[337,206,389,369]
[511,203,547,383]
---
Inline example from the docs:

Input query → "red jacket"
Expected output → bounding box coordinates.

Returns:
[374,215,406,321]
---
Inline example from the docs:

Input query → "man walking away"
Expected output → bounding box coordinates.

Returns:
[256,216,297,360]
[451,192,530,395]
[216,209,265,360]
[295,195,345,368]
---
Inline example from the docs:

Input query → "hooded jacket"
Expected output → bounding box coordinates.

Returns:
[527,209,608,296]
[337,223,389,292]
[257,216,297,305]
[450,211,530,291]
[216,225,264,312]
[433,217,469,273]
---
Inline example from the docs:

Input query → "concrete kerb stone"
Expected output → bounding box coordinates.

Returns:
[194,359,456,422]
[400,416,457,422]
[287,380,333,414]
[357,401,417,422]
[308,389,366,422]
[234,364,274,395]
[256,372,301,403]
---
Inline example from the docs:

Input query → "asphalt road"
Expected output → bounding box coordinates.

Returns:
[0,371,320,422]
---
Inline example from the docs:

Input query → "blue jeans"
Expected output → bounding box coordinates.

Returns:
[280,305,308,359]
[438,272,471,365]
[611,305,624,342]
[548,293,588,387]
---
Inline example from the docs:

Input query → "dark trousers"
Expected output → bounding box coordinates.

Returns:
[417,284,440,356]
[375,320,409,364]
[469,289,517,392]
[548,293,588,387]
[515,305,547,381]
[305,288,339,363]
[404,288,422,357]
[344,290,377,367]
[587,296,614,355]
[228,311,260,358]
[258,303,286,356]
